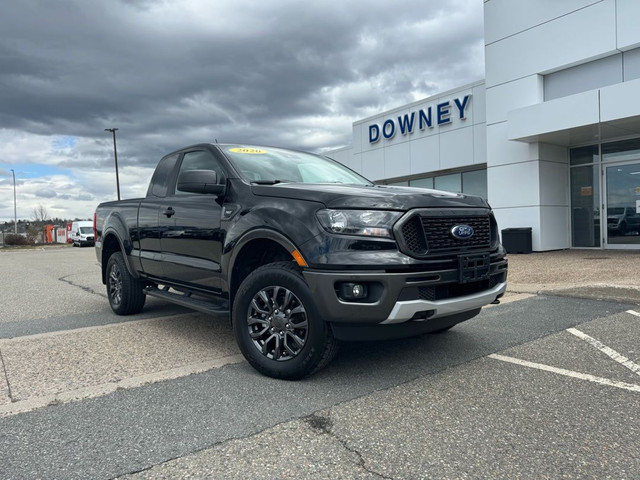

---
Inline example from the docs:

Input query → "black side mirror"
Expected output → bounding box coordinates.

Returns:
[177,170,225,195]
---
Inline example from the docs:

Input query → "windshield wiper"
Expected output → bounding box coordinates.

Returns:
[251,179,293,185]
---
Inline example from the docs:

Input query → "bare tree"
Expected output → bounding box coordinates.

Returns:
[32,204,50,222]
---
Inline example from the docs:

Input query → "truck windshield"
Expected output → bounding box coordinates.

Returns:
[80,227,93,234]
[222,145,373,186]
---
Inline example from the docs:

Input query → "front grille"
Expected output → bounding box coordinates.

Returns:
[418,286,437,301]
[397,212,491,257]
[400,216,427,255]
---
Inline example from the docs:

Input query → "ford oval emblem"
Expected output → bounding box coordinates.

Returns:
[451,224,474,240]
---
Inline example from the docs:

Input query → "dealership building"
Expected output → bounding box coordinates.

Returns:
[329,1,640,251]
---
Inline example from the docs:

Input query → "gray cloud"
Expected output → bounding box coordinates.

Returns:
[56,193,94,201]
[0,0,483,146]
[0,0,484,221]
[35,189,58,198]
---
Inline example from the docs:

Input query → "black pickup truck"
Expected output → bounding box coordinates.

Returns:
[95,143,507,379]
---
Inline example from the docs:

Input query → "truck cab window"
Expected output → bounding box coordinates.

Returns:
[148,153,179,198]
[175,151,225,195]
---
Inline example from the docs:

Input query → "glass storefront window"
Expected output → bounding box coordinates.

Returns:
[409,177,433,189]
[602,138,640,163]
[387,180,408,186]
[384,168,487,198]
[570,145,598,166]
[605,163,640,246]
[462,170,487,199]
[434,173,461,193]
[570,164,600,247]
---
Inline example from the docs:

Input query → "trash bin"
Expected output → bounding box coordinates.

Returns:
[501,227,532,254]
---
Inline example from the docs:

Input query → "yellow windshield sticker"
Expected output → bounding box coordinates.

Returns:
[229,147,266,154]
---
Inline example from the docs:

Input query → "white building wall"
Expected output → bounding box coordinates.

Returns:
[485,1,617,88]
[600,77,640,122]
[484,0,640,250]
[325,146,355,171]
[484,0,605,46]
[617,0,640,50]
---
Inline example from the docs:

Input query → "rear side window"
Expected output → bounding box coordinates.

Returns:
[147,153,179,197]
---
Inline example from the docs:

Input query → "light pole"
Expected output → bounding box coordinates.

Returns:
[10,168,17,234]
[105,128,121,200]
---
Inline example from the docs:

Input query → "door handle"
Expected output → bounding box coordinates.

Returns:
[163,207,175,217]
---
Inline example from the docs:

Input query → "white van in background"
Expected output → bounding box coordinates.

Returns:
[70,220,94,247]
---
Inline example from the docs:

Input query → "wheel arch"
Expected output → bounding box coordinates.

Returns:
[225,229,304,314]
[101,229,139,284]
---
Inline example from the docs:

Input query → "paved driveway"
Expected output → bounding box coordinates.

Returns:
[1,247,639,479]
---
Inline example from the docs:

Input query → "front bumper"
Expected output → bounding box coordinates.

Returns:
[302,254,507,325]
[381,281,506,324]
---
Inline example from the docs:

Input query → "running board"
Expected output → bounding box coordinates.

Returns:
[144,286,229,317]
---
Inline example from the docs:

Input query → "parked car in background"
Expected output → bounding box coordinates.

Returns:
[607,206,640,235]
[70,220,95,247]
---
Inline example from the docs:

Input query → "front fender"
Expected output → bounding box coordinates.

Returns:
[221,204,321,275]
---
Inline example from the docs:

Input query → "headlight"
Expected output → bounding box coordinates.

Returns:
[316,209,401,238]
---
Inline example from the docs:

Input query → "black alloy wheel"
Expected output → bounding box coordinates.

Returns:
[247,285,308,361]
[108,261,123,307]
[232,261,338,380]
[105,251,146,315]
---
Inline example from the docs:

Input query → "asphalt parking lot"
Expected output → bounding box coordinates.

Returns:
[0,246,639,479]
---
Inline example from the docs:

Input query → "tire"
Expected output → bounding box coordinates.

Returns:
[106,251,146,315]
[232,261,338,380]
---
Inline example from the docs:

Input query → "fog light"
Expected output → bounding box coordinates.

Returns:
[338,282,368,301]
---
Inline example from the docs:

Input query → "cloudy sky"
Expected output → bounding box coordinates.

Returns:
[0,0,485,223]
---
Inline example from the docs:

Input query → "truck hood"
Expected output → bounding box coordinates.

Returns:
[251,183,489,210]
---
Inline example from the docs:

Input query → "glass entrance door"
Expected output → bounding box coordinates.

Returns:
[604,162,640,248]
